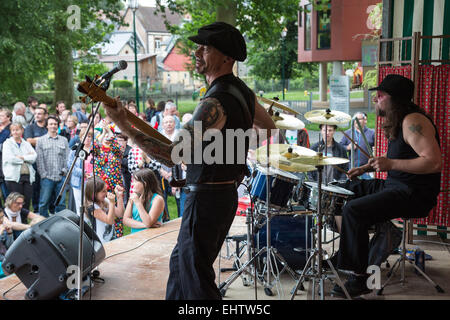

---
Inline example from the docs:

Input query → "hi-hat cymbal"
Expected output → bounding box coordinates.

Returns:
[255,144,317,172]
[304,109,351,125]
[290,154,349,166]
[274,113,305,130]
[257,96,299,115]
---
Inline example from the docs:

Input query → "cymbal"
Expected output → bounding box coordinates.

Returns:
[271,114,284,121]
[259,155,317,173]
[255,144,317,172]
[290,154,349,166]
[274,113,305,130]
[304,109,351,125]
[256,144,317,158]
[257,96,299,115]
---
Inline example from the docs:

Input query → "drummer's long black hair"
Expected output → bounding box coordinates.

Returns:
[382,98,430,140]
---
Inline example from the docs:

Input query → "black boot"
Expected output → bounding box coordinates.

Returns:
[332,274,371,298]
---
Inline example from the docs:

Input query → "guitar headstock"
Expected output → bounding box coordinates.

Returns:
[77,75,115,106]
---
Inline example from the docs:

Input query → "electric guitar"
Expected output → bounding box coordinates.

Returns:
[77,75,172,146]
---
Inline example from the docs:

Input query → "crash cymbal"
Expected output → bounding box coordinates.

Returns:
[256,144,317,159]
[304,109,351,125]
[255,144,317,172]
[274,113,305,130]
[258,154,317,173]
[257,96,299,115]
[290,153,349,166]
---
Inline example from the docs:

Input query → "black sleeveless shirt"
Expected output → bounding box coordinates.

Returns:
[386,112,441,196]
[186,74,255,184]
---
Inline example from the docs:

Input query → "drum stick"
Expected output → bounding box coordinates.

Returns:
[332,165,348,175]
[342,131,371,159]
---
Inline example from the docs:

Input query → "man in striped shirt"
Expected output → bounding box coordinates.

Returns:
[35,115,69,217]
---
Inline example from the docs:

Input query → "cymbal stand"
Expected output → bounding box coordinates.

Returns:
[290,163,351,300]
[263,140,299,297]
[219,144,298,299]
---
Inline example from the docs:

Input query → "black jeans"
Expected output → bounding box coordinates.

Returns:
[165,185,238,300]
[337,179,437,274]
[6,175,33,211]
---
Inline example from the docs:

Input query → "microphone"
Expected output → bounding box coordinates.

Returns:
[99,60,127,80]
[96,60,127,89]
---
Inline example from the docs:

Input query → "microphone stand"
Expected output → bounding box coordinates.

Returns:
[55,100,102,300]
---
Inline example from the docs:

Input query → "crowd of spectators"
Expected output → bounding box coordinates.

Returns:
[0,96,191,262]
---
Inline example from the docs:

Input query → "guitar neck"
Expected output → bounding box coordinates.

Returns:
[79,81,173,146]
[122,107,173,145]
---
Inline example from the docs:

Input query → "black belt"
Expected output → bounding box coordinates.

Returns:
[183,182,238,194]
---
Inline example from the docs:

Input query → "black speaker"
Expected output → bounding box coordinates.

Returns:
[2,210,105,300]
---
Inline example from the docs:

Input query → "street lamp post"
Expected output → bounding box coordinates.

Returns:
[130,0,140,113]
[281,28,287,101]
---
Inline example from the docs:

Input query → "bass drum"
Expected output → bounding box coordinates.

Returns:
[255,213,312,270]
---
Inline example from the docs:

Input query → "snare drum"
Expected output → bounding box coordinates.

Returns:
[299,181,354,216]
[249,166,300,209]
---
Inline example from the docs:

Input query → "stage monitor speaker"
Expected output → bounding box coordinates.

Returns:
[1,209,105,300]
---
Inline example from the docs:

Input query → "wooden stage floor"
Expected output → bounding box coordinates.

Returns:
[0,216,246,300]
[1,214,450,301]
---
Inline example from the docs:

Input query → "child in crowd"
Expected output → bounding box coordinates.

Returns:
[123,168,165,233]
[92,120,124,238]
[84,178,124,243]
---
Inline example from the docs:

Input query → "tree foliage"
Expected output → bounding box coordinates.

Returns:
[154,0,329,84]
[0,0,123,105]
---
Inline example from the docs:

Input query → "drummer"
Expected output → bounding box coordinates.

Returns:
[332,75,441,298]
[308,124,348,184]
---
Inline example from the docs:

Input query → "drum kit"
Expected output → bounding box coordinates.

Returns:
[219,98,356,300]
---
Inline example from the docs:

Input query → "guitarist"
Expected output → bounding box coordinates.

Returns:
[103,22,276,300]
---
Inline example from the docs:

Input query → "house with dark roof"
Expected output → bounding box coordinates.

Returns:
[118,6,183,58]
[94,5,201,93]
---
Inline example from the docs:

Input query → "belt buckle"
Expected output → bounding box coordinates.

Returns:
[183,186,191,194]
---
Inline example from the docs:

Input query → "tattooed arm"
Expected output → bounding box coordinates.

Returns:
[103,97,226,168]
[368,113,441,174]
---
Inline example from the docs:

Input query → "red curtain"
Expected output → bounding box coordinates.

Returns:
[414,65,450,227]
[375,65,450,227]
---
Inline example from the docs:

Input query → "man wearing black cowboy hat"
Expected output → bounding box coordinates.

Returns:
[330,74,442,297]
[103,21,275,299]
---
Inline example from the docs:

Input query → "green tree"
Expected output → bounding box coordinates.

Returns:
[0,0,123,106]
[155,0,302,79]
[155,0,329,87]
[0,2,53,103]
[74,56,109,82]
